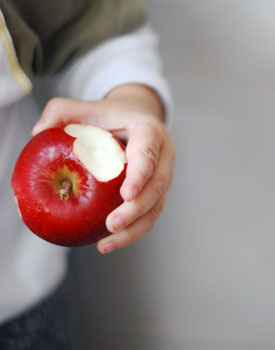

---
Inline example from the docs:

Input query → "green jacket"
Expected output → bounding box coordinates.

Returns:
[0,0,146,79]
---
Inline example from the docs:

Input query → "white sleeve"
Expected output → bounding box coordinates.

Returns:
[51,24,173,125]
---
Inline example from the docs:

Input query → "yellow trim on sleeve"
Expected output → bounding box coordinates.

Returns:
[0,12,32,95]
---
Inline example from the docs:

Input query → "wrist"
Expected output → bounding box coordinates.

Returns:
[105,84,164,122]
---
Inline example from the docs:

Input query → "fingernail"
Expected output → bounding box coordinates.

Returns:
[32,121,45,136]
[102,241,117,254]
[112,216,125,231]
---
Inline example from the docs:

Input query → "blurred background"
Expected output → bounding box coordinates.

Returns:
[65,1,275,349]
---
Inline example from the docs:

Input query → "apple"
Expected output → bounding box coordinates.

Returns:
[11,124,127,246]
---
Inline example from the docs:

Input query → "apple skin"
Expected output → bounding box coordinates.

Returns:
[11,126,127,247]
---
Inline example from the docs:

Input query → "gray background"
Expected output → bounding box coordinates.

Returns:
[66,1,275,349]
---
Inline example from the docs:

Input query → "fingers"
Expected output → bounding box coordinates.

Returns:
[32,97,126,136]
[97,192,169,254]
[32,98,95,135]
[120,121,163,201]
[99,133,175,254]
[106,136,175,233]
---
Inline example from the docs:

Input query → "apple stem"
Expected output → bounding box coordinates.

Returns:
[59,179,73,200]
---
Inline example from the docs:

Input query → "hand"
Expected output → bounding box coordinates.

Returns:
[32,84,176,253]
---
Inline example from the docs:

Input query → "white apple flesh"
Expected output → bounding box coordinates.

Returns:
[65,124,126,182]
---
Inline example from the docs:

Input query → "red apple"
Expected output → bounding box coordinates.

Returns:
[11,124,127,246]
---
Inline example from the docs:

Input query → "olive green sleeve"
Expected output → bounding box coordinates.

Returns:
[0,0,147,79]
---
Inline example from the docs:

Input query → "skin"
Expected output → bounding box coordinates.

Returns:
[32,84,176,254]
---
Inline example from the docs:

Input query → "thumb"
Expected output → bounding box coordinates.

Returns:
[32,97,105,136]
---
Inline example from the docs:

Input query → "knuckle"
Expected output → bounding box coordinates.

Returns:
[45,98,66,115]
[147,117,163,131]
[138,169,149,185]
[141,145,159,170]
[119,235,133,248]
[146,218,155,233]
[153,120,167,139]
[149,202,165,222]
[133,201,145,219]
[150,173,167,198]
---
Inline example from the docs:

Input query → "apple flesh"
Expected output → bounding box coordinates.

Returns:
[11,124,127,246]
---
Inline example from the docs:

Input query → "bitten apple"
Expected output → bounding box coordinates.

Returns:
[11,124,127,246]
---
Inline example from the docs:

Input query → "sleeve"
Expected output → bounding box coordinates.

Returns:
[46,24,173,126]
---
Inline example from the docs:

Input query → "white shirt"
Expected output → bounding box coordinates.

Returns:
[0,10,172,324]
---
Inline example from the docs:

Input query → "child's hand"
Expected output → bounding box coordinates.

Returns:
[32,84,175,254]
